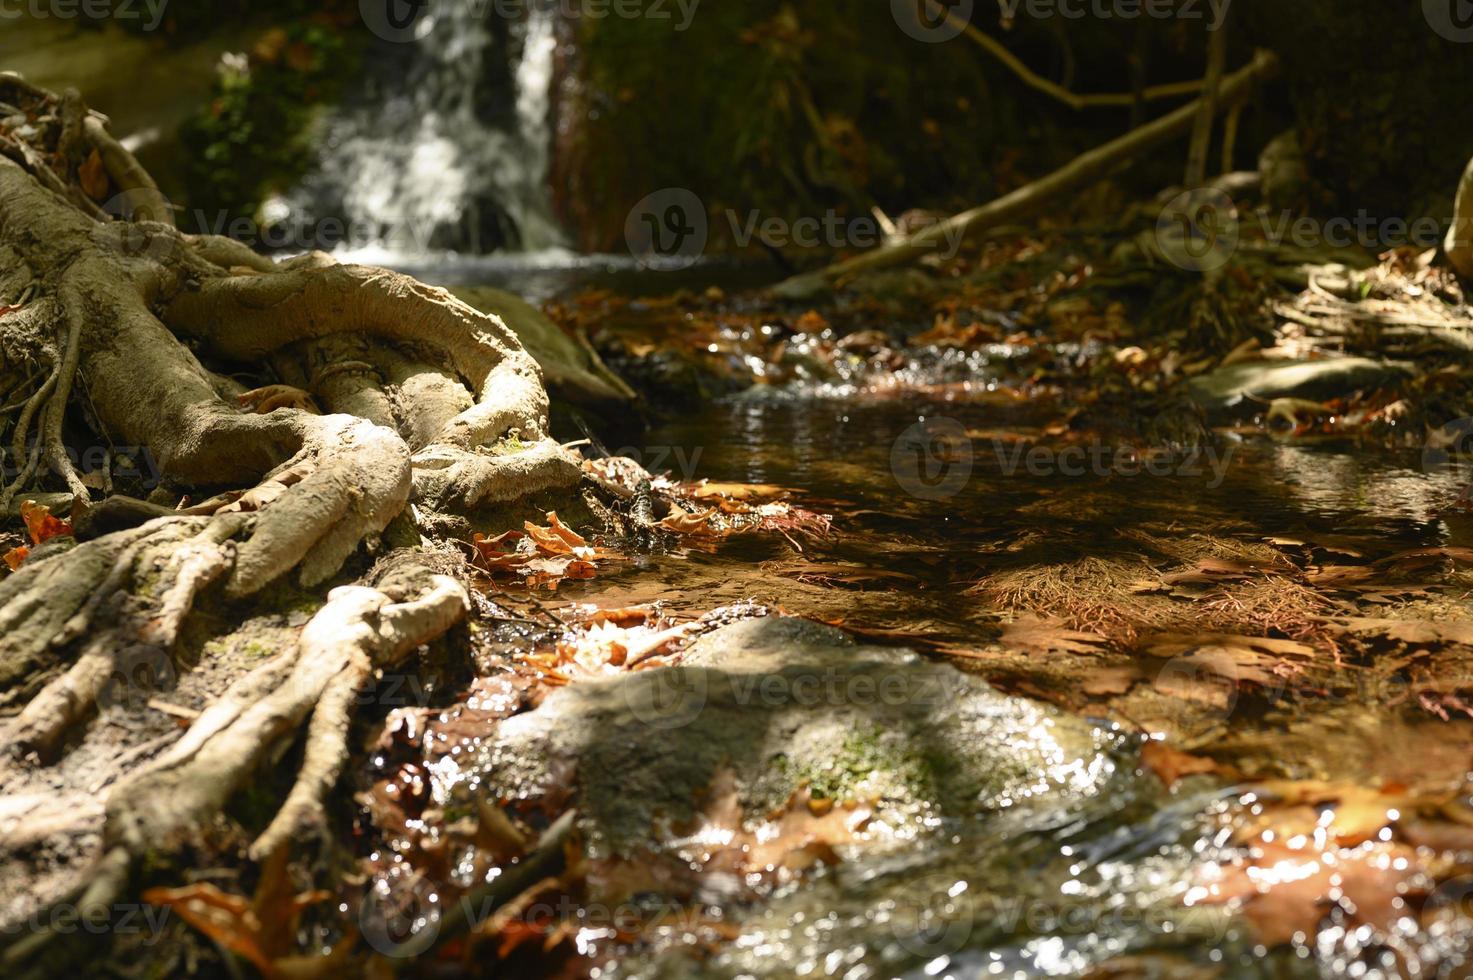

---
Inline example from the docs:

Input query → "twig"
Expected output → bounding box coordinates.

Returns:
[951,14,1206,111]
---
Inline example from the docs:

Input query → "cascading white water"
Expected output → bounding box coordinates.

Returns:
[288,1,565,257]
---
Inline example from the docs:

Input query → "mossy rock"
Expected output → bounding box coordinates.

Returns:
[453,616,1129,854]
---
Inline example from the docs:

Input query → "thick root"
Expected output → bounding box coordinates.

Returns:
[103,568,468,860]
[2,517,236,756]
[0,81,587,973]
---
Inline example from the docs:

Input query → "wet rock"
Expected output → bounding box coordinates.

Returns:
[454,617,1127,854]
[1186,357,1411,419]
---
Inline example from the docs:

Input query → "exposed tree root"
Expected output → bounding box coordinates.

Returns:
[0,80,586,970]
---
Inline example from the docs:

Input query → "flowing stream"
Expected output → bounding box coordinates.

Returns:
[348,261,1473,975]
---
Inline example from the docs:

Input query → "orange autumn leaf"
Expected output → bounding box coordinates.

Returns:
[4,545,29,571]
[78,147,109,201]
[143,845,340,980]
[1141,741,1217,789]
[472,513,623,589]
[20,499,72,545]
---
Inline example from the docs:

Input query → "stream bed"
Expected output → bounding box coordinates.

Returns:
[354,266,1473,979]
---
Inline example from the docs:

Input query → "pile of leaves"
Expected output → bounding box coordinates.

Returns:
[470,512,625,590]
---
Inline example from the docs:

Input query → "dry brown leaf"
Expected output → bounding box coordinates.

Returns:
[218,460,315,515]
[1000,615,1109,656]
[78,148,109,201]
[1338,617,1473,646]
[1141,741,1217,789]
[237,384,321,415]
[1194,840,1422,948]
[1161,558,1283,586]
[143,845,343,979]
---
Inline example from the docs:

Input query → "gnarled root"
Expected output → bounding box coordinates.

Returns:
[0,79,589,972]
[1,516,239,757]
[103,566,468,862]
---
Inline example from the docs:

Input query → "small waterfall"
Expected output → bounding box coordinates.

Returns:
[287,1,565,257]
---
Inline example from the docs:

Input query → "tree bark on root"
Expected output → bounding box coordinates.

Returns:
[0,81,583,968]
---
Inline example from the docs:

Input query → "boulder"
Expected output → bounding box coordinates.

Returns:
[453,616,1128,853]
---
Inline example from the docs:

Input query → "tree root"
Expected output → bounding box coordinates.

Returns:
[104,567,468,863]
[0,77,593,973]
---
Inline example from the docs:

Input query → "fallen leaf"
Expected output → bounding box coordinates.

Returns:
[4,545,29,570]
[143,844,343,979]
[1000,615,1109,656]
[78,148,108,201]
[1141,741,1217,789]
[20,499,72,544]
[237,384,320,415]
[1337,617,1473,646]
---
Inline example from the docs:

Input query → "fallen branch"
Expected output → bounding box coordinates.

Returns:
[953,15,1206,110]
[773,49,1280,298]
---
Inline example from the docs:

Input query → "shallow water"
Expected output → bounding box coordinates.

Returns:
[369,268,1473,978]
[566,393,1471,978]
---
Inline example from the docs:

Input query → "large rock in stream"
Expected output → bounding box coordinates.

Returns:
[1186,357,1411,420]
[453,617,1129,853]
